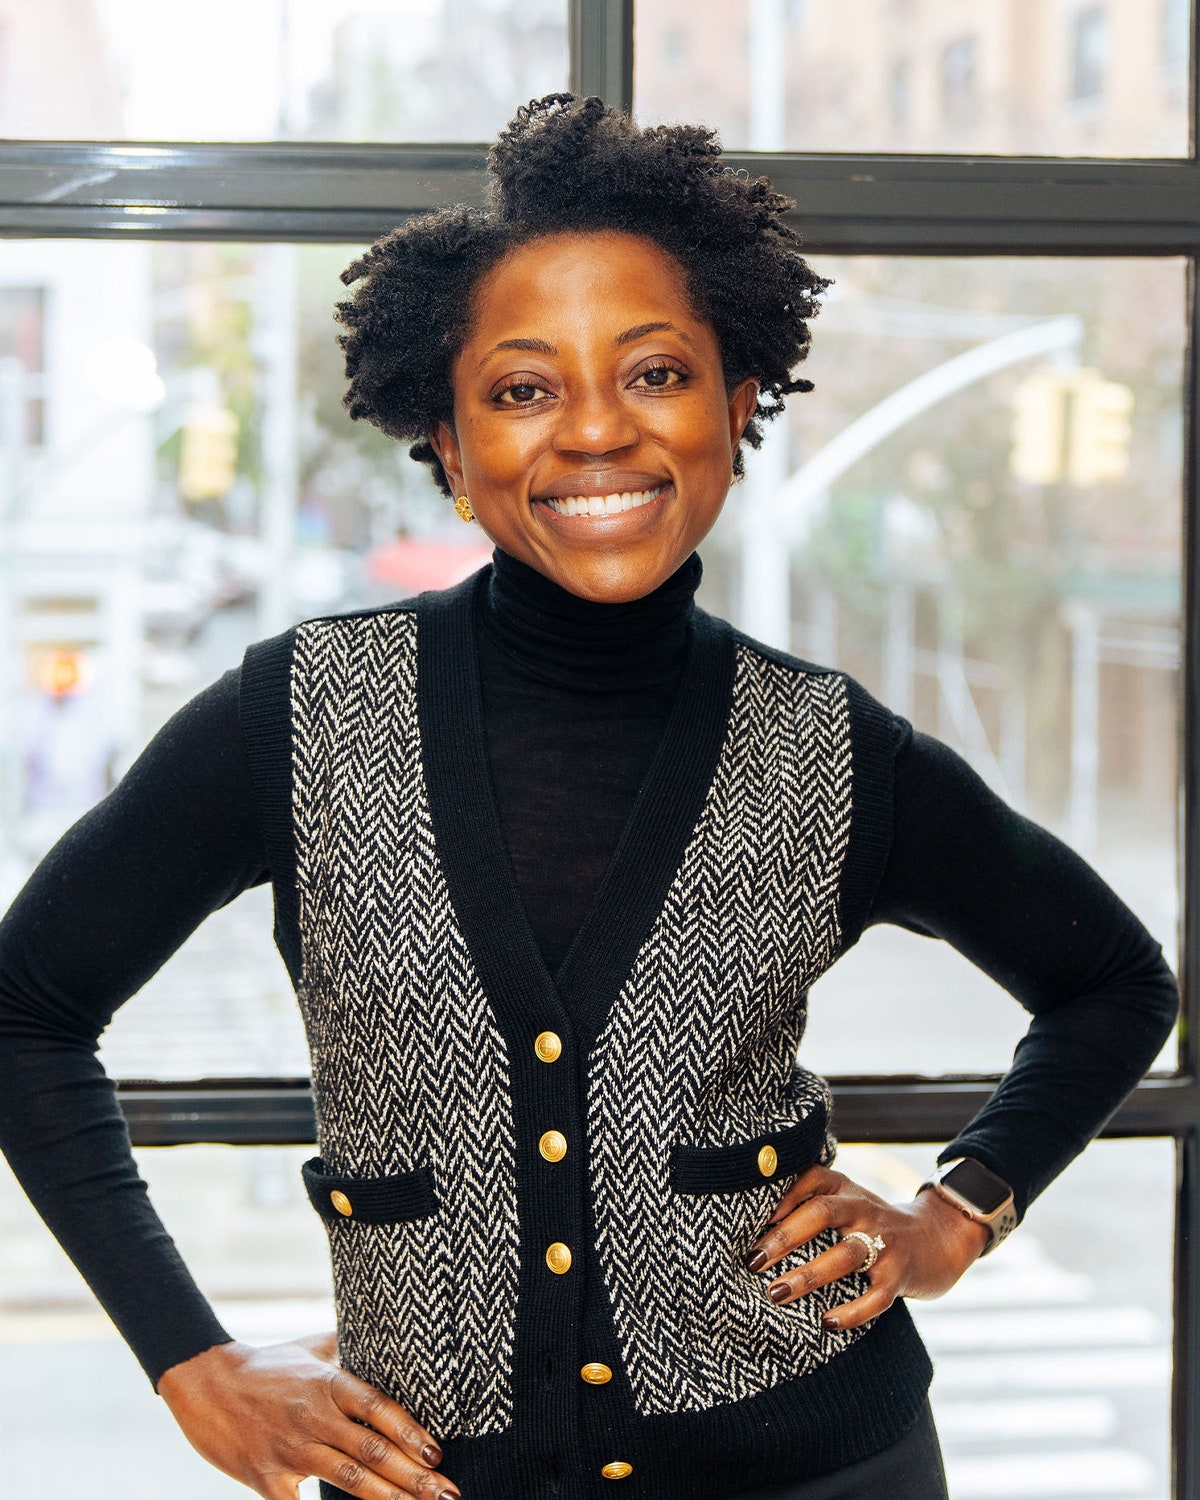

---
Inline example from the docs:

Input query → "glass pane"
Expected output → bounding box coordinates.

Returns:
[1,1138,1171,1495]
[0,247,1184,1080]
[634,0,1191,157]
[838,1139,1172,1499]
[8,1,568,143]
[697,256,1184,1076]
[0,1144,333,1495]
[0,239,495,1079]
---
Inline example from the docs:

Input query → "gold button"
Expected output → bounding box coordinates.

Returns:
[534,1030,562,1063]
[601,1461,633,1480]
[539,1130,568,1162]
[581,1362,613,1385]
[545,1241,573,1274]
[329,1190,353,1217]
[757,1144,778,1177]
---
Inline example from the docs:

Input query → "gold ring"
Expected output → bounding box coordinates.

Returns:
[842,1230,885,1272]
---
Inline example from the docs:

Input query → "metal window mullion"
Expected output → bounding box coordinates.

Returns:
[568,0,634,111]
[1173,11,1200,1488]
[115,1075,1200,1147]
[1173,244,1200,1500]
[0,148,1198,247]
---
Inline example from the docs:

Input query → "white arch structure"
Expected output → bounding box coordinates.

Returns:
[740,314,1085,649]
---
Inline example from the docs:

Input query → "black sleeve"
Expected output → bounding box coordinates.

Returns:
[867,721,1179,1219]
[0,666,272,1386]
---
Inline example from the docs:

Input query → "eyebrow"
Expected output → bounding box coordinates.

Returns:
[478,337,558,371]
[476,322,695,372]
[614,320,694,348]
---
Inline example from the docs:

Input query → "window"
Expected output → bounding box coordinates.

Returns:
[633,0,1190,156]
[1071,5,1110,104]
[0,285,45,446]
[660,26,687,70]
[940,36,979,131]
[889,55,912,131]
[0,0,570,143]
[1164,0,1189,81]
[2,2,1199,1492]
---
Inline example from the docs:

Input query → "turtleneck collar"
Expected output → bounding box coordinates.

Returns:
[476,547,702,694]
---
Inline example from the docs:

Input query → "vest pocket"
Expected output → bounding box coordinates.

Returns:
[669,1098,830,1195]
[659,1095,863,1412]
[301,1157,441,1224]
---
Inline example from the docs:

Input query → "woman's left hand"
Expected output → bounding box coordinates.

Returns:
[744,1164,991,1331]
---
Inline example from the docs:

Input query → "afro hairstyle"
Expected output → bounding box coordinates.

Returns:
[335,93,831,495]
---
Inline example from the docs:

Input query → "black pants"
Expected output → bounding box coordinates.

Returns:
[724,1401,947,1500]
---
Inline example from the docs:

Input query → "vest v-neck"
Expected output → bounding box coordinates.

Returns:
[417,565,735,1060]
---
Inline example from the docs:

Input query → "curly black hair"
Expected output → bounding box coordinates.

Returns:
[336,93,831,495]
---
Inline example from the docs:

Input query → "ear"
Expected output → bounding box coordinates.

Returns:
[428,419,465,496]
[728,377,759,451]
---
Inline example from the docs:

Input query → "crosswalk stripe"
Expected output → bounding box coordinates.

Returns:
[916,1305,1159,1351]
[929,1347,1169,1392]
[944,1447,1156,1497]
[935,1395,1116,1440]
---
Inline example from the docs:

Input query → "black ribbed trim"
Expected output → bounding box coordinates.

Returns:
[838,681,903,950]
[671,1103,828,1194]
[301,1157,439,1223]
[418,575,738,1488]
[725,639,899,955]
[418,569,590,1476]
[321,1301,933,1500]
[554,606,735,1054]
[239,625,302,983]
[240,599,426,985]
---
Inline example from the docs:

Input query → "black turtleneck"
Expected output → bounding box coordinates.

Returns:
[476,549,698,972]
[0,547,1177,1389]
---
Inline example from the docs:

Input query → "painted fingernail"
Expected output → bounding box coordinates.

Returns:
[745,1249,768,1273]
[767,1281,791,1303]
[822,1314,840,1330]
[422,1443,443,1466]
[439,1490,460,1500]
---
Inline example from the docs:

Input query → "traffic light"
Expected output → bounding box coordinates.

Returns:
[1010,369,1068,484]
[1066,369,1134,485]
[1009,366,1133,485]
[179,407,238,502]
[33,647,88,698]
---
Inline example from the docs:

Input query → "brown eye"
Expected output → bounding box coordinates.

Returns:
[633,363,686,389]
[495,380,549,406]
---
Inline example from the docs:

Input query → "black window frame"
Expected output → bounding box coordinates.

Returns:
[3,0,1196,1487]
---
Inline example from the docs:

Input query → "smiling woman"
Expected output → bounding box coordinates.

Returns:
[428,231,758,600]
[0,93,1178,1500]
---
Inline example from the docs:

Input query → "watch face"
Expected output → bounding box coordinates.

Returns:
[941,1159,1011,1214]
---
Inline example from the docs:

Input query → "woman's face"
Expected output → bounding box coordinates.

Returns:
[430,230,758,603]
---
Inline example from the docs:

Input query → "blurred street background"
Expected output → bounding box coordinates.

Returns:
[0,2,1189,1495]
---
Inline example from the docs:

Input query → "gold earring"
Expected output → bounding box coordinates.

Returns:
[453,494,475,524]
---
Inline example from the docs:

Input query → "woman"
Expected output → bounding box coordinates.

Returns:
[0,95,1178,1500]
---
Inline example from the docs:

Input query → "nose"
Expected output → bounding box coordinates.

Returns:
[552,378,639,458]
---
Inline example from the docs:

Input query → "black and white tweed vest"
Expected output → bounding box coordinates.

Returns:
[239,568,931,1500]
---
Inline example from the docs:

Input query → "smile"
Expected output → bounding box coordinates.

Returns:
[542,485,666,518]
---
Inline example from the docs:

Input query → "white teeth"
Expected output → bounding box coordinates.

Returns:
[544,485,665,517]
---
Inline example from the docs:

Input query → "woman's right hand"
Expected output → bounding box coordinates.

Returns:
[157,1337,460,1500]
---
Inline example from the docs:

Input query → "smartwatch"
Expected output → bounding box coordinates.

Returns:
[918,1157,1017,1256]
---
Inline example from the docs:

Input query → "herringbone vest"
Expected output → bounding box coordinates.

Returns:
[239,568,931,1499]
